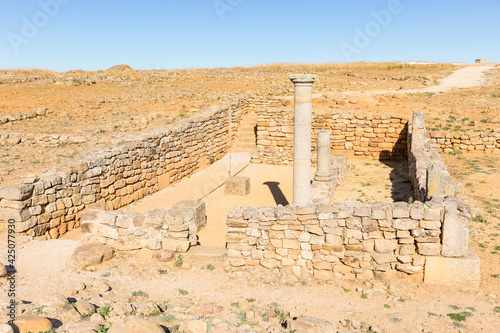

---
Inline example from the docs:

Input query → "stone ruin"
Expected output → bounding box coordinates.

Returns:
[0,73,484,287]
[81,200,206,253]
[226,74,480,287]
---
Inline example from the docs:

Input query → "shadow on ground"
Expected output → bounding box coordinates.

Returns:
[263,181,290,206]
[379,152,414,202]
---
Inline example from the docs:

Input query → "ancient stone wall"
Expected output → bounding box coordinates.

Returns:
[81,201,206,253]
[408,111,460,202]
[0,98,254,238]
[251,107,408,164]
[0,108,52,125]
[227,110,478,285]
[226,198,469,280]
[429,130,500,153]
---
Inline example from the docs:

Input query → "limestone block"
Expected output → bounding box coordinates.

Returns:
[0,184,34,201]
[162,238,190,253]
[399,244,416,255]
[393,219,418,231]
[71,244,114,266]
[0,207,31,222]
[424,251,480,287]
[426,164,444,199]
[374,239,398,253]
[419,220,441,229]
[416,243,441,256]
[392,207,410,219]
[396,264,422,275]
[174,200,207,229]
[441,199,469,257]
[372,253,396,264]
[224,177,250,196]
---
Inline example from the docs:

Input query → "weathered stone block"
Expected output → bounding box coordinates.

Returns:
[419,220,441,229]
[162,238,190,253]
[393,219,418,231]
[173,200,206,230]
[424,251,480,287]
[353,206,370,217]
[371,208,387,220]
[441,200,469,257]
[0,207,31,222]
[283,239,300,250]
[372,253,396,264]
[71,244,114,266]
[374,239,398,253]
[396,263,422,275]
[416,243,441,256]
[399,244,416,255]
[0,183,34,201]
[224,177,250,196]
[392,207,410,219]
[305,224,324,235]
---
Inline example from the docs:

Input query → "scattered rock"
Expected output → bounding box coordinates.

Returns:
[179,320,208,333]
[58,322,100,333]
[155,250,175,262]
[108,316,164,333]
[289,315,337,333]
[89,313,105,325]
[75,299,95,316]
[12,315,52,333]
[61,303,82,322]
[71,244,114,266]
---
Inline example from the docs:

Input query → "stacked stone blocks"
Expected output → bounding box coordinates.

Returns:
[251,109,409,164]
[81,200,206,253]
[226,197,469,280]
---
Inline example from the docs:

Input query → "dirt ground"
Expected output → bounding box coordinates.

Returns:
[1,63,499,188]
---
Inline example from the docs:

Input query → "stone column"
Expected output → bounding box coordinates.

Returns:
[314,130,332,182]
[289,74,317,206]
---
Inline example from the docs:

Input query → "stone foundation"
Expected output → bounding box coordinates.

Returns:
[227,110,480,286]
[226,197,469,281]
[81,200,206,253]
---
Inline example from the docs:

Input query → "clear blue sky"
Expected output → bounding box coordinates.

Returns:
[0,0,499,71]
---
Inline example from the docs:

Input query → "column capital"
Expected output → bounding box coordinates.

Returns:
[289,74,317,84]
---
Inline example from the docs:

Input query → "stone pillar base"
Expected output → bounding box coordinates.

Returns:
[313,174,333,182]
[225,177,250,196]
[424,250,480,288]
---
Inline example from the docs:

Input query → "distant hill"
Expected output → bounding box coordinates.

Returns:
[105,64,134,72]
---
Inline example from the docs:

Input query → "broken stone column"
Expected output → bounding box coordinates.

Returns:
[289,74,317,206]
[314,130,332,182]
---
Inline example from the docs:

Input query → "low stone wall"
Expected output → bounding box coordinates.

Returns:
[0,132,89,146]
[0,108,52,125]
[251,107,408,165]
[0,98,253,238]
[81,201,206,253]
[429,130,500,153]
[408,111,460,202]
[226,197,470,280]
